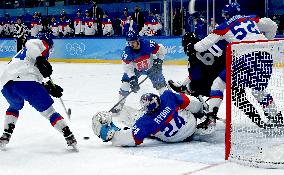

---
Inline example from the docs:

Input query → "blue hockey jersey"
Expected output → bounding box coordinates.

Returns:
[132,90,196,144]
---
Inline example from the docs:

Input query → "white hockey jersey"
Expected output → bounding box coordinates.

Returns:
[194,15,278,52]
[83,17,97,36]
[73,16,84,35]
[0,39,48,87]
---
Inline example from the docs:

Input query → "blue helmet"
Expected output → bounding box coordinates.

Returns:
[126,31,139,41]
[140,93,160,114]
[37,33,54,49]
[222,2,240,18]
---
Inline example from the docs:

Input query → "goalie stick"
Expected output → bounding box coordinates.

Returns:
[49,78,72,119]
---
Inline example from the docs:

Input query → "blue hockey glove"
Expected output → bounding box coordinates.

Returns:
[129,76,140,93]
[149,58,163,75]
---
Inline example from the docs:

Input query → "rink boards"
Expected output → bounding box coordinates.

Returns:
[0,37,188,65]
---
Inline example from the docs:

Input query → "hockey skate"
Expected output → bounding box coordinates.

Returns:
[62,126,78,152]
[0,133,11,150]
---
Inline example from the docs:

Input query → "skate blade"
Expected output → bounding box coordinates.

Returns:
[0,143,7,151]
[69,144,79,152]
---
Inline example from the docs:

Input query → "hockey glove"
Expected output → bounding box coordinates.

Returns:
[129,76,140,93]
[35,56,53,78]
[44,80,63,98]
[148,58,163,76]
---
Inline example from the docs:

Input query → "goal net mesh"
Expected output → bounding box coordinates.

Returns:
[225,39,284,168]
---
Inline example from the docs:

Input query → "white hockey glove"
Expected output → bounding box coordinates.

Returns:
[92,111,120,142]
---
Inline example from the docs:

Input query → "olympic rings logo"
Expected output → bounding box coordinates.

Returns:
[65,42,86,56]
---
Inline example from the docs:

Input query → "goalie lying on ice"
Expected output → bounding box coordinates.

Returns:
[92,90,205,146]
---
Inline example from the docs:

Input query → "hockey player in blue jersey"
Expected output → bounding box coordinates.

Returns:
[169,32,226,97]
[111,31,167,113]
[0,33,77,150]
[92,90,204,146]
[194,2,282,131]
[168,32,226,134]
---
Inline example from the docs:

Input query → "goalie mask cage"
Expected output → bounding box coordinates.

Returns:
[225,39,284,169]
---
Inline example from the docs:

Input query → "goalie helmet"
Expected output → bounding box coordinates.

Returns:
[140,93,160,114]
[222,2,240,18]
[92,111,113,137]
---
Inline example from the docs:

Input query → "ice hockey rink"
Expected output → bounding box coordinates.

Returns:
[0,62,284,175]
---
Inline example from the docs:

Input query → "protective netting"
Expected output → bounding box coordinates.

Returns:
[226,39,284,168]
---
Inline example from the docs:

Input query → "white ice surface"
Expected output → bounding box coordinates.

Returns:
[0,62,283,175]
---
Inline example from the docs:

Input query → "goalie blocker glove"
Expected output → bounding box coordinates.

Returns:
[35,56,53,78]
[129,76,140,93]
[44,80,63,98]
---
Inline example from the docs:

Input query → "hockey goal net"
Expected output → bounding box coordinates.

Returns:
[225,39,284,168]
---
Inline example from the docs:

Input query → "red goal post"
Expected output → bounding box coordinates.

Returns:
[225,39,284,168]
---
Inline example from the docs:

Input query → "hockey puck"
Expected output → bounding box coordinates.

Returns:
[83,136,90,140]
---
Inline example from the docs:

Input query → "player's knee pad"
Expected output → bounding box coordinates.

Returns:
[40,106,56,120]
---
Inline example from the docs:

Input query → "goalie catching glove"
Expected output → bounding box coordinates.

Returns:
[43,80,63,98]
[35,56,53,78]
[92,111,120,142]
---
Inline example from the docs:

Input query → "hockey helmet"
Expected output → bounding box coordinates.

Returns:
[222,2,240,18]
[126,31,139,41]
[37,33,54,49]
[140,93,160,114]
[182,32,199,56]
[182,32,198,47]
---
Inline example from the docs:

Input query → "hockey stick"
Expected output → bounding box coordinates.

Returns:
[197,95,226,124]
[109,76,148,112]
[49,78,72,119]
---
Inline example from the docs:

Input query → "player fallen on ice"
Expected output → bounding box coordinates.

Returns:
[92,90,206,146]
[193,2,282,132]
[0,33,77,150]
[111,31,167,113]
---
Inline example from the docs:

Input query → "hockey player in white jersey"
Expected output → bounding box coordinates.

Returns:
[92,90,204,146]
[194,2,281,132]
[0,33,77,150]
